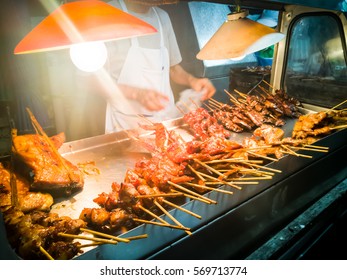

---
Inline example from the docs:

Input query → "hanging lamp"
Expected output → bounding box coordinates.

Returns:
[14,0,157,54]
[196,8,285,60]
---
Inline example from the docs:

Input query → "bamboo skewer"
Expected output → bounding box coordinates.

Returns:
[291,146,329,153]
[172,190,212,204]
[194,158,226,179]
[77,242,103,249]
[282,150,313,159]
[39,246,54,260]
[329,124,347,130]
[80,228,130,243]
[133,218,190,231]
[281,145,313,158]
[187,164,206,182]
[245,162,282,173]
[197,171,243,189]
[138,205,168,225]
[154,201,192,235]
[76,234,148,249]
[184,182,234,195]
[230,176,273,181]
[234,89,248,99]
[126,234,148,241]
[304,144,329,150]
[234,167,275,176]
[209,98,223,108]
[246,151,278,162]
[58,232,118,245]
[327,99,347,111]
[225,89,242,106]
[136,193,183,199]
[162,199,202,219]
[168,181,217,204]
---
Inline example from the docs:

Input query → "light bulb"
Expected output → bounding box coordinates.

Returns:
[69,41,107,72]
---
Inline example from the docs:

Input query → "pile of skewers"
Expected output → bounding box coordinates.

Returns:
[1,206,147,260]
[3,91,345,260]
[79,100,331,237]
[292,99,347,139]
[206,81,302,133]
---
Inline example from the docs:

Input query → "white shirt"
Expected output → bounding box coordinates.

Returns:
[105,0,182,82]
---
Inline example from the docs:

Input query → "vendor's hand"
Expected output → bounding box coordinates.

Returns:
[189,77,216,101]
[120,84,169,111]
[135,89,169,111]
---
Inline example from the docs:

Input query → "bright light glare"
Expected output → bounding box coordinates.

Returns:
[69,41,107,72]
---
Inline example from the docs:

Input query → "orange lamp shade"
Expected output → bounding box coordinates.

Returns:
[14,0,157,54]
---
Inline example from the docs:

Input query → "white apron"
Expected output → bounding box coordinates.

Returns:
[105,1,175,132]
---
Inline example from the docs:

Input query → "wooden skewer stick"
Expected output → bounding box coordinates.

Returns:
[168,181,217,204]
[261,79,274,90]
[77,242,103,249]
[136,192,183,199]
[206,100,219,109]
[209,98,224,107]
[154,201,192,235]
[246,151,278,162]
[77,235,148,249]
[282,150,312,159]
[205,181,257,186]
[138,205,168,225]
[176,104,186,115]
[204,158,263,164]
[304,144,329,150]
[245,162,282,173]
[137,114,153,125]
[281,144,314,158]
[180,101,193,112]
[329,124,347,130]
[80,228,130,243]
[171,190,212,204]
[328,99,347,111]
[39,246,54,260]
[184,182,234,195]
[231,176,273,181]
[234,167,275,176]
[58,232,118,245]
[293,146,329,153]
[224,89,241,105]
[234,89,248,99]
[189,97,200,109]
[197,171,243,190]
[194,158,226,179]
[205,103,216,111]
[126,234,148,241]
[162,199,202,219]
[188,164,206,182]
[133,218,190,231]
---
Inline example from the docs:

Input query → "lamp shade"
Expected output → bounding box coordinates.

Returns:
[14,0,157,54]
[196,10,285,60]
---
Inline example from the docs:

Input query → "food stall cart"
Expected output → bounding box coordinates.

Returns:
[0,0,346,260]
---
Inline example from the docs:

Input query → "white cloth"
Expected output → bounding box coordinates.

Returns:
[105,0,182,132]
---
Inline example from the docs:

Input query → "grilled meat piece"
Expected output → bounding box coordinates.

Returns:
[253,124,285,145]
[2,207,85,260]
[12,133,84,196]
[0,163,53,212]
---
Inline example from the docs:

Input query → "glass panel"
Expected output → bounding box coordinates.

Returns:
[284,14,347,108]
